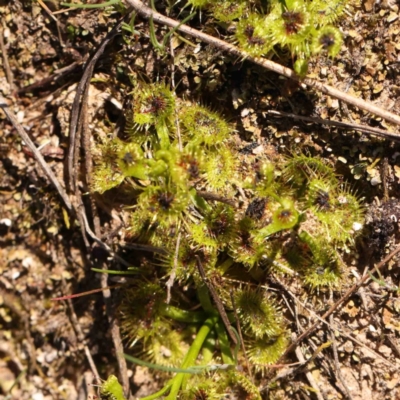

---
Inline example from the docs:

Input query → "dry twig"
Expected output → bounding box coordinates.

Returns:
[0,94,72,211]
[294,339,325,400]
[67,16,127,191]
[65,13,134,396]
[329,315,354,400]
[124,0,400,128]
[282,286,396,368]
[281,245,400,359]
[266,110,400,142]
[0,24,15,92]
[63,279,101,383]
[196,256,238,345]
[166,231,181,304]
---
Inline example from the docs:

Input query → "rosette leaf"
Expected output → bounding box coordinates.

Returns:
[235,13,272,57]
[247,332,289,367]
[234,288,284,338]
[179,104,231,146]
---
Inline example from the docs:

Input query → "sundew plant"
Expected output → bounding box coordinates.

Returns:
[189,0,348,75]
[91,81,364,399]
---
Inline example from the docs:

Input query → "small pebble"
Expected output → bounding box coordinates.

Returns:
[370,176,382,186]
[378,345,392,357]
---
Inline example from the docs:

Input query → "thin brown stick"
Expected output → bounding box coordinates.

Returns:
[67,17,127,192]
[125,0,400,129]
[329,315,354,400]
[166,231,181,304]
[67,13,134,395]
[36,0,65,46]
[101,274,131,398]
[282,286,395,367]
[282,244,400,359]
[196,256,238,345]
[0,94,72,211]
[197,191,237,207]
[294,342,325,400]
[230,290,252,380]
[0,25,15,92]
[18,62,81,94]
[266,110,400,142]
[63,280,101,383]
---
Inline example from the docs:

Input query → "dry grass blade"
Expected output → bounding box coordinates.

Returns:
[65,12,135,396]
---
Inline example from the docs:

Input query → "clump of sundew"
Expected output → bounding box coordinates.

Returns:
[92,81,364,398]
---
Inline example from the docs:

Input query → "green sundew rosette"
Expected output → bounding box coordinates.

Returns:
[228,216,268,268]
[298,231,343,289]
[180,104,230,146]
[311,26,343,57]
[235,288,284,339]
[266,0,313,57]
[181,379,225,400]
[282,154,338,188]
[247,332,290,367]
[117,142,149,180]
[147,329,188,368]
[308,0,347,25]
[100,375,126,400]
[190,204,236,250]
[256,198,299,239]
[210,0,247,22]
[91,163,125,193]
[133,83,175,127]
[302,260,343,289]
[204,147,238,192]
[307,185,364,245]
[235,13,272,57]
[137,184,190,224]
[189,221,219,250]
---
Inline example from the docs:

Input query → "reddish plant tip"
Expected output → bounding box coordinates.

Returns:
[143,297,157,329]
[277,209,293,222]
[244,24,266,46]
[315,190,331,210]
[209,215,229,237]
[244,24,255,37]
[320,33,335,49]
[187,161,200,179]
[194,111,217,128]
[180,155,200,179]
[239,230,253,250]
[194,389,208,400]
[246,198,268,220]
[157,192,175,210]
[282,11,304,35]
[122,152,134,165]
[145,94,167,114]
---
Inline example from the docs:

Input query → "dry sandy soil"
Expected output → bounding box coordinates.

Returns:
[1,0,400,399]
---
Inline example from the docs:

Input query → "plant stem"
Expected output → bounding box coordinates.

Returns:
[159,303,207,323]
[140,383,172,400]
[196,284,215,314]
[166,315,218,399]
[218,257,234,275]
[61,0,120,9]
[215,320,235,365]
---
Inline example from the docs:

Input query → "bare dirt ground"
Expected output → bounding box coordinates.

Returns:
[1,0,400,399]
